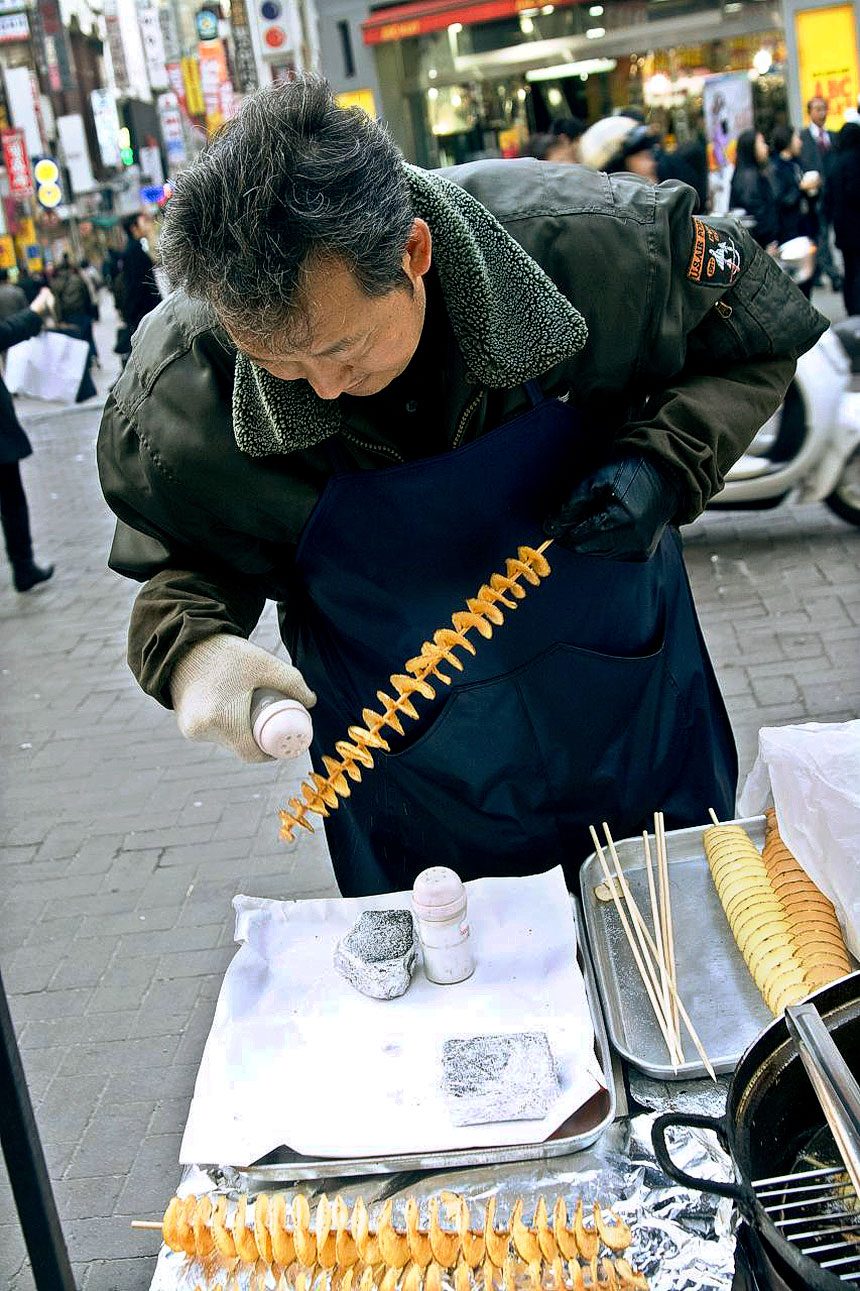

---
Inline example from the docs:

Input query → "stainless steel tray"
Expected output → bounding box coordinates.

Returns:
[579,814,774,1081]
[239,899,616,1183]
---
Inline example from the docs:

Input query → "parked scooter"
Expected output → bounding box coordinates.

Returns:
[708,234,860,527]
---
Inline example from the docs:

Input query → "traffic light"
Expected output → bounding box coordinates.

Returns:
[118,127,134,166]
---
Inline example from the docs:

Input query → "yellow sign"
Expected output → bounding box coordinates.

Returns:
[17,217,35,244]
[796,4,860,127]
[37,180,61,208]
[334,88,378,118]
[0,235,16,269]
[33,157,59,184]
[182,55,206,117]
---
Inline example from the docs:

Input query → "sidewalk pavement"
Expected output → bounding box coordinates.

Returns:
[1,289,858,1290]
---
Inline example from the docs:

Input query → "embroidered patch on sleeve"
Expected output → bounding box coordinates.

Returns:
[687,217,742,287]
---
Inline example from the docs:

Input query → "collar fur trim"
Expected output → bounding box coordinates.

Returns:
[232,165,587,457]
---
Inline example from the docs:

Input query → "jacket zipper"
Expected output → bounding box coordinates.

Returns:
[339,426,404,464]
[453,392,483,448]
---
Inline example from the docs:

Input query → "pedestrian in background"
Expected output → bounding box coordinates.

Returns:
[770,126,806,242]
[53,255,97,360]
[800,96,842,291]
[0,286,56,592]
[0,268,28,319]
[825,122,860,317]
[579,116,659,181]
[548,117,586,163]
[115,212,161,365]
[729,129,778,249]
[658,120,709,211]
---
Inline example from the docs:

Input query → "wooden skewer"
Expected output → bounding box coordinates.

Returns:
[589,826,677,1061]
[599,822,717,1082]
[655,812,679,1052]
[642,830,675,1066]
[132,1221,163,1230]
[600,823,679,1069]
[708,807,721,826]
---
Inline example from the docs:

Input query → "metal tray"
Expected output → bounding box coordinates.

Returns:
[239,899,616,1183]
[579,814,775,1081]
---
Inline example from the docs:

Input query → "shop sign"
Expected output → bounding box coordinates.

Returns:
[198,39,230,130]
[795,4,860,127]
[181,55,206,116]
[196,7,220,40]
[228,0,258,94]
[362,0,579,44]
[335,88,378,117]
[0,13,29,43]
[57,113,97,194]
[703,72,753,215]
[139,6,169,90]
[91,88,123,167]
[158,5,181,64]
[1,127,34,197]
[30,0,74,92]
[33,155,62,208]
[103,0,130,91]
[157,92,186,164]
[0,233,15,268]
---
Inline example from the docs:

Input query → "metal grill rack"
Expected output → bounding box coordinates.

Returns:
[753,1166,860,1284]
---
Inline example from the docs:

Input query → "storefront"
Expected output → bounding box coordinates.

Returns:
[361,0,790,167]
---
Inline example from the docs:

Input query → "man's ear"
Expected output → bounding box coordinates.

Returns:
[403,218,432,281]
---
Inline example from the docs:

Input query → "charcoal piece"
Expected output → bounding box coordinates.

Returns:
[442,1031,560,1126]
[334,910,419,1000]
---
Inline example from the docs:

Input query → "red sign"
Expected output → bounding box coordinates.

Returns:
[363,0,582,42]
[1,128,34,198]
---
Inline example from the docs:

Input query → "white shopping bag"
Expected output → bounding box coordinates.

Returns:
[5,330,89,403]
[739,720,860,956]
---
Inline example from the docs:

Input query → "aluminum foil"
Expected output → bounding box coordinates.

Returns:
[148,1114,737,1291]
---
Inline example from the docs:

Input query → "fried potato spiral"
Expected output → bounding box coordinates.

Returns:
[278,544,553,843]
[158,1191,645,1288]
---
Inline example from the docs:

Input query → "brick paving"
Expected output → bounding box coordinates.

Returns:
[1,296,858,1289]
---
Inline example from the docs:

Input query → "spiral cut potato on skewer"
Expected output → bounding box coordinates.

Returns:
[703,813,851,1015]
[278,544,553,844]
[156,1191,647,1289]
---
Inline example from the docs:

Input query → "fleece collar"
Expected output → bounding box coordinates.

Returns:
[232,165,588,457]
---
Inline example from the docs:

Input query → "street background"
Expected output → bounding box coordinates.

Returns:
[1,296,858,1289]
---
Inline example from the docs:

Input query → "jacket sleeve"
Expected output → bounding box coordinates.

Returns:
[613,181,828,522]
[97,395,266,707]
[0,307,42,354]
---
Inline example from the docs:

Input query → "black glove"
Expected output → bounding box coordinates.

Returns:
[544,455,681,561]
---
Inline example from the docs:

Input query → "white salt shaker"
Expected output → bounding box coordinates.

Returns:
[412,866,475,984]
[250,688,314,759]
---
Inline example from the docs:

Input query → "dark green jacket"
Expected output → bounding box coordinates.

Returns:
[97,160,826,706]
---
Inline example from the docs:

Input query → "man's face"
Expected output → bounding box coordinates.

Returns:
[809,98,828,127]
[232,219,432,401]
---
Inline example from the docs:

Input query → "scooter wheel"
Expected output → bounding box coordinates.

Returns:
[825,445,860,527]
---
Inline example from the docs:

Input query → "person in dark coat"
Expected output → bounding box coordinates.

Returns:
[52,256,97,360]
[770,126,806,243]
[729,129,778,249]
[115,213,161,360]
[825,122,860,317]
[0,268,28,319]
[658,131,709,212]
[799,96,842,290]
[0,286,56,591]
[97,77,826,895]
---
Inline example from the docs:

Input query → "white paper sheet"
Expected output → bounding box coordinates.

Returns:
[739,719,860,957]
[180,867,605,1165]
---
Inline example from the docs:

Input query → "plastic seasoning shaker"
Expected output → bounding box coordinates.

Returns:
[250,688,314,759]
[411,866,475,984]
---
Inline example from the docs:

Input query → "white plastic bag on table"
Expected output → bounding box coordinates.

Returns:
[739,720,860,957]
[5,330,89,403]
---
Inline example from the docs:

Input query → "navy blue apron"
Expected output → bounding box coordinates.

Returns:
[291,384,737,897]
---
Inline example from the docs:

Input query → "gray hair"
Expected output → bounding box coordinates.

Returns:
[159,74,414,349]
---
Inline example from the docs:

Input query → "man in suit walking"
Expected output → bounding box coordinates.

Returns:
[800,96,842,291]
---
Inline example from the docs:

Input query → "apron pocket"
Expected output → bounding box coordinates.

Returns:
[384,633,690,863]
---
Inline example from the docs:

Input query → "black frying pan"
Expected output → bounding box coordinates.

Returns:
[652,972,860,1291]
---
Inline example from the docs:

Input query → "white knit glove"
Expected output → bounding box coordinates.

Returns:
[170,634,316,763]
